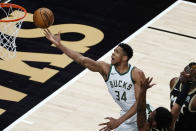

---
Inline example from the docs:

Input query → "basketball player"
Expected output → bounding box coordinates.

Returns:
[137,77,172,131]
[44,29,145,131]
[170,62,196,131]
[137,63,196,131]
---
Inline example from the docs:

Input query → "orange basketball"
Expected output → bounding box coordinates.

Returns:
[33,8,54,28]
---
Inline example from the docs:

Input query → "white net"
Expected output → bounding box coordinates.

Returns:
[0,3,26,60]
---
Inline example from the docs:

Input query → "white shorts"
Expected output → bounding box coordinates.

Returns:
[115,110,137,131]
[115,121,138,131]
[115,104,154,131]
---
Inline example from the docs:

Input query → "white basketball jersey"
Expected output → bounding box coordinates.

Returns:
[106,64,137,123]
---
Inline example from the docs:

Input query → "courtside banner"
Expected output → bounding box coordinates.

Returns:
[0,0,176,130]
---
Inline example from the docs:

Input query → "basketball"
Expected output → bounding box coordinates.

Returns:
[33,8,54,28]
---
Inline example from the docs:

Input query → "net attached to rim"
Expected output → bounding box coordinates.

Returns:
[0,3,26,60]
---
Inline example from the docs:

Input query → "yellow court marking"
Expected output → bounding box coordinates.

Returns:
[0,85,27,101]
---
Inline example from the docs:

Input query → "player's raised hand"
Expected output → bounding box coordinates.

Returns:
[141,77,156,91]
[43,29,61,47]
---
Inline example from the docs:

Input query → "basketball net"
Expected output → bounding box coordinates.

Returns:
[0,3,26,60]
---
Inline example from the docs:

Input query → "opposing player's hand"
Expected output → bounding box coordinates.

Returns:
[99,117,120,131]
[141,77,155,91]
[43,29,61,47]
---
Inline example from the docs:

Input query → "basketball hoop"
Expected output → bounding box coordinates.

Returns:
[0,3,27,60]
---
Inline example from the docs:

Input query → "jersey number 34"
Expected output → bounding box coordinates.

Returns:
[115,91,127,102]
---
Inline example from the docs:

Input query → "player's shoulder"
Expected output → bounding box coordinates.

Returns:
[170,77,179,90]
[132,67,145,82]
[170,77,179,86]
[132,67,145,76]
[97,61,110,74]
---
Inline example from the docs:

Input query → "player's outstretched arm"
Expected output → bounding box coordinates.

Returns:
[44,29,109,75]
[44,29,85,64]
[137,76,155,131]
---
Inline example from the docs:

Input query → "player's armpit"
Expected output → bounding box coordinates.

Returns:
[170,104,181,131]
[80,56,100,71]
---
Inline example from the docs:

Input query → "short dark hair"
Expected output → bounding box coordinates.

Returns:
[155,107,172,131]
[184,62,196,72]
[118,43,133,61]
[189,62,196,69]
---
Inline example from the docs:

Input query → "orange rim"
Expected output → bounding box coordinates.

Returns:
[0,3,27,22]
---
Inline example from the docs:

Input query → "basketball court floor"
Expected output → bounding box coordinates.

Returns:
[0,0,196,130]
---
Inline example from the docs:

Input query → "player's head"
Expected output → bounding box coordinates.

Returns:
[183,62,196,73]
[111,43,133,65]
[189,62,196,84]
[148,107,172,131]
[180,62,196,83]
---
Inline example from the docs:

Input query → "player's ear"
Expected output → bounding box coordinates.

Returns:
[122,55,128,61]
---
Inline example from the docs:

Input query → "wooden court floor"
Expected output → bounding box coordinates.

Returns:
[7,1,196,131]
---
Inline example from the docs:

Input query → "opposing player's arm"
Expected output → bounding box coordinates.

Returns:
[169,104,181,131]
[133,68,146,105]
[169,77,180,131]
[44,29,110,77]
[135,69,155,131]
[134,68,149,131]
[170,82,192,131]
[136,71,156,131]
